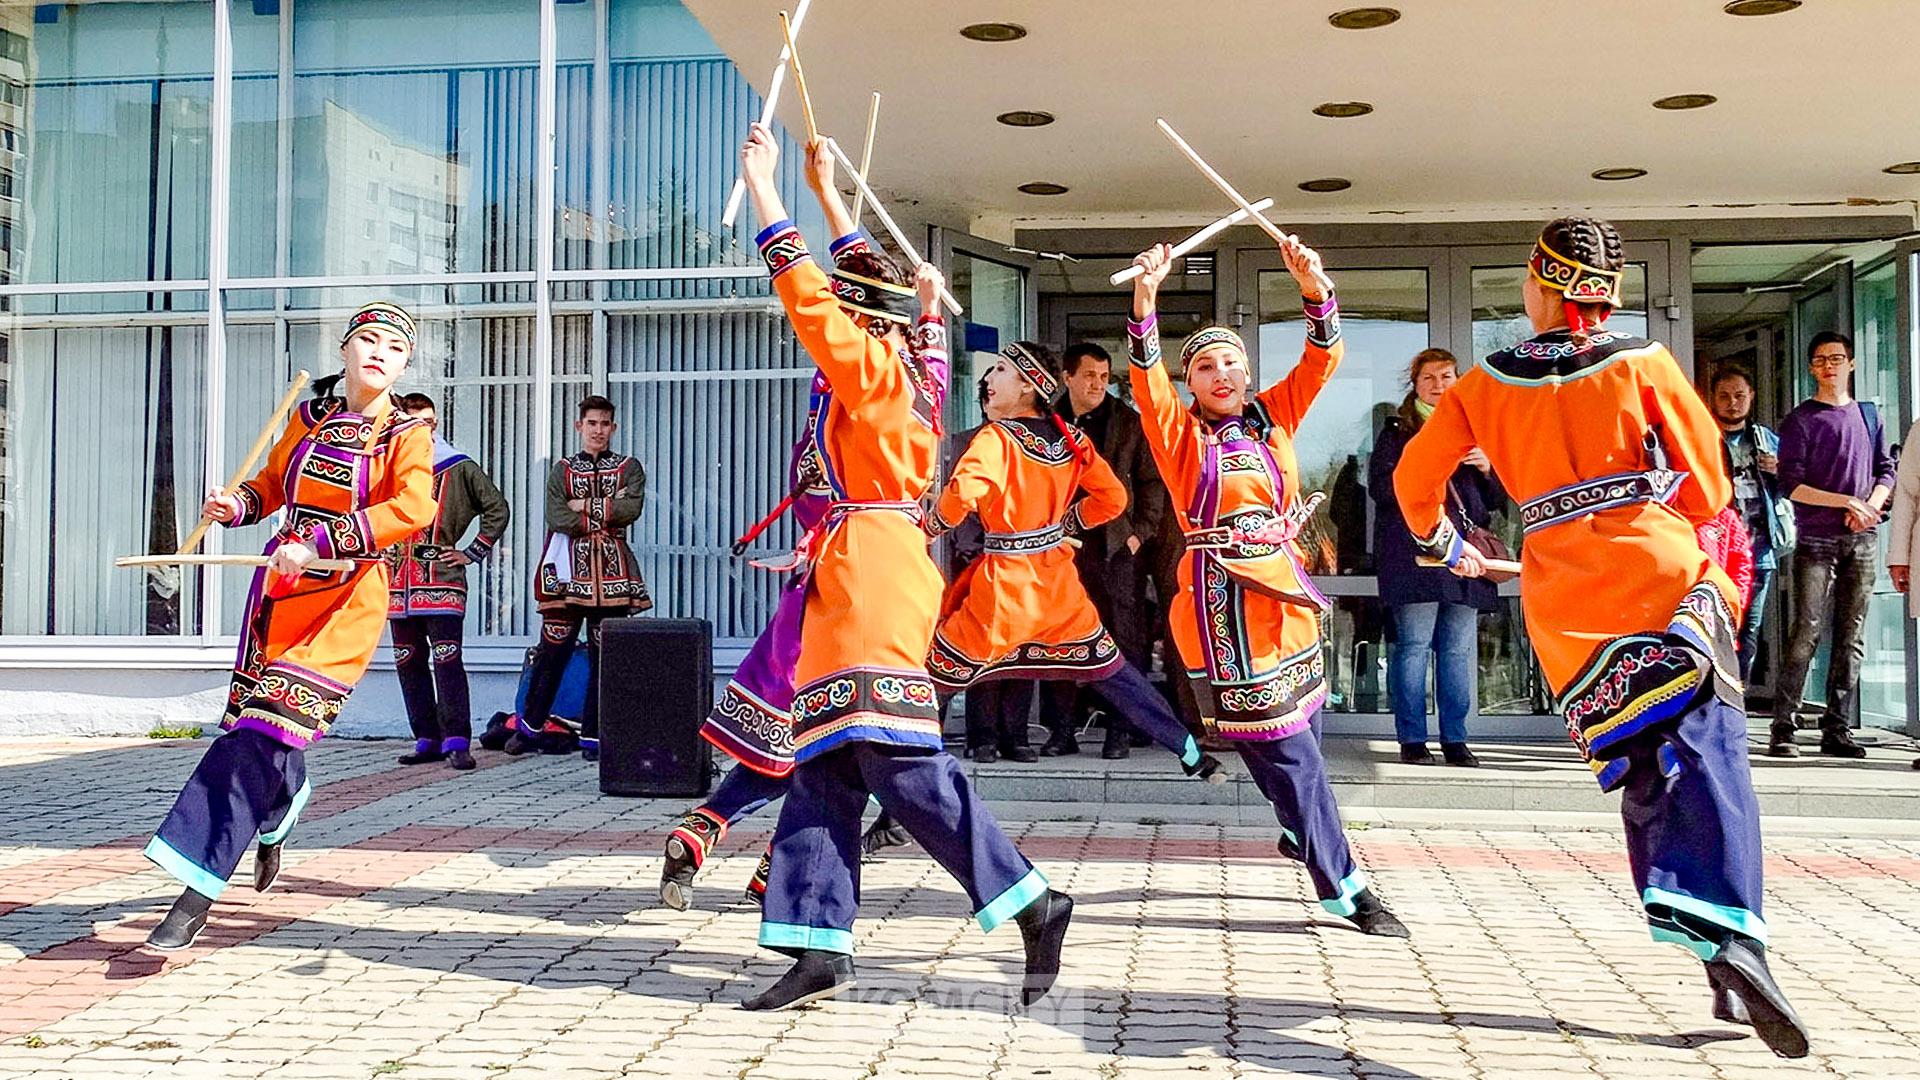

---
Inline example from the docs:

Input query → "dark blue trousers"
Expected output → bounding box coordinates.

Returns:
[145,728,310,900]
[1620,696,1767,957]
[703,764,790,826]
[1086,662,1203,767]
[1235,716,1366,915]
[759,743,1046,956]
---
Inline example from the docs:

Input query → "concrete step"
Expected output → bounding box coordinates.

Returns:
[957,731,1920,822]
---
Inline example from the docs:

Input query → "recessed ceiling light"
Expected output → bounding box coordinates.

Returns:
[1723,0,1800,14]
[995,110,1055,128]
[1312,101,1374,119]
[1652,93,1717,110]
[1883,161,1920,175]
[1018,181,1069,196]
[1298,177,1352,193]
[1328,7,1400,30]
[960,22,1027,42]
[1592,167,1649,181]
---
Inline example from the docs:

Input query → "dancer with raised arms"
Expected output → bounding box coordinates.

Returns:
[1126,240,1408,938]
[737,123,1070,1011]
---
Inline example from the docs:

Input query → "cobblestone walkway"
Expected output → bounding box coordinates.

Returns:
[1,738,1916,1079]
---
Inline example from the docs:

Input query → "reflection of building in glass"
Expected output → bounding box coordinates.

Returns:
[299,100,467,277]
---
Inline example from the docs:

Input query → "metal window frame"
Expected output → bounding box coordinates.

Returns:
[0,0,786,658]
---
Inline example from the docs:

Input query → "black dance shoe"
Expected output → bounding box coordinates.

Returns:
[448,748,476,771]
[1398,743,1435,765]
[1014,889,1074,1006]
[1441,742,1480,768]
[1710,976,1751,1026]
[253,841,282,893]
[741,950,856,1011]
[659,812,720,911]
[745,849,772,906]
[146,889,213,951]
[1275,833,1304,862]
[1345,888,1410,938]
[860,817,913,858]
[1705,936,1809,1058]
[1183,753,1228,785]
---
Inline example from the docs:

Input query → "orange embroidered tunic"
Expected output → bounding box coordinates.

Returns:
[1392,329,1740,789]
[1126,299,1343,740]
[759,218,949,762]
[223,393,435,748]
[925,417,1128,689]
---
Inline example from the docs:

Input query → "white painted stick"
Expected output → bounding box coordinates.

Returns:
[116,553,360,573]
[1109,197,1276,285]
[721,0,814,229]
[1417,554,1522,577]
[851,91,881,228]
[824,137,964,316]
[1155,118,1288,244]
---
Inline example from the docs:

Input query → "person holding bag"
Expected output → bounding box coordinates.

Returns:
[1369,349,1506,766]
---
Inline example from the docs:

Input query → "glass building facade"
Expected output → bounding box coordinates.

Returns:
[1,0,835,654]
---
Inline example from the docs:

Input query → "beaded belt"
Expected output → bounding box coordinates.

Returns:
[1520,469,1684,535]
[983,523,1066,555]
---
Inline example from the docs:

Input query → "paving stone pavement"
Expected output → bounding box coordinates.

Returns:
[1,737,1918,1079]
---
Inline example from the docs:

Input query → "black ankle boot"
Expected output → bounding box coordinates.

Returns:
[1275,832,1304,862]
[253,841,282,893]
[147,889,213,951]
[1709,972,1751,1027]
[448,748,476,771]
[1345,888,1410,938]
[1705,936,1809,1058]
[1183,753,1228,784]
[1014,889,1074,1006]
[860,816,913,858]
[1440,742,1480,767]
[1100,725,1130,760]
[741,950,856,1011]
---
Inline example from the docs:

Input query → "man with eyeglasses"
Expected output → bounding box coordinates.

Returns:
[1769,332,1896,758]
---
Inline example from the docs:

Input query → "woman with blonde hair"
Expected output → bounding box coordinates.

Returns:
[1369,347,1503,766]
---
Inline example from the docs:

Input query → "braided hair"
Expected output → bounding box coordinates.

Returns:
[1539,215,1624,345]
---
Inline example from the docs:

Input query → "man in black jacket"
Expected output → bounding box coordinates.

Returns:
[1038,343,1171,758]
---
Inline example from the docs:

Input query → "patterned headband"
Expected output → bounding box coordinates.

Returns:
[830,269,919,324]
[1001,342,1059,401]
[1529,238,1623,306]
[341,302,417,347]
[1180,326,1246,368]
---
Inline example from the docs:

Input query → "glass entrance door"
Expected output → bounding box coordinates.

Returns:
[931,228,1037,433]
[1448,242,1673,366]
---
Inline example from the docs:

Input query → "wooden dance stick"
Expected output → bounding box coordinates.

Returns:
[176,369,312,558]
[1417,554,1522,577]
[824,137,964,316]
[1155,119,1289,245]
[778,11,819,145]
[720,0,814,228]
[1109,197,1277,285]
[116,553,361,573]
[851,91,881,228]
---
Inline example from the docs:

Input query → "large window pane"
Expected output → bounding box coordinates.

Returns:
[606,309,810,639]
[226,0,540,282]
[6,1,212,291]
[947,252,1027,433]
[554,0,827,285]
[1,303,208,634]
[1471,263,1648,359]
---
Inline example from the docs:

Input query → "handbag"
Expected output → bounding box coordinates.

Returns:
[1447,476,1516,584]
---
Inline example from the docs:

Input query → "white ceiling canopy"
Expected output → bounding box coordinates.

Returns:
[683,0,1920,228]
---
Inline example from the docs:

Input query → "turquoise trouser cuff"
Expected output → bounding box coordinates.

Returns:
[976,868,1048,933]
[144,836,229,900]
[758,922,856,956]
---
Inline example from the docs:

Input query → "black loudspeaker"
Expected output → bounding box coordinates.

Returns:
[597,617,714,798]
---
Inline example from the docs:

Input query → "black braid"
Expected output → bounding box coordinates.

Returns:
[1541,215,1623,343]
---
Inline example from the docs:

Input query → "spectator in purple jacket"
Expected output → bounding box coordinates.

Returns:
[1768,331,1896,759]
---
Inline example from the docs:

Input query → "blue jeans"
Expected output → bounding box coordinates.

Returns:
[1738,562,1774,683]
[1387,602,1478,746]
